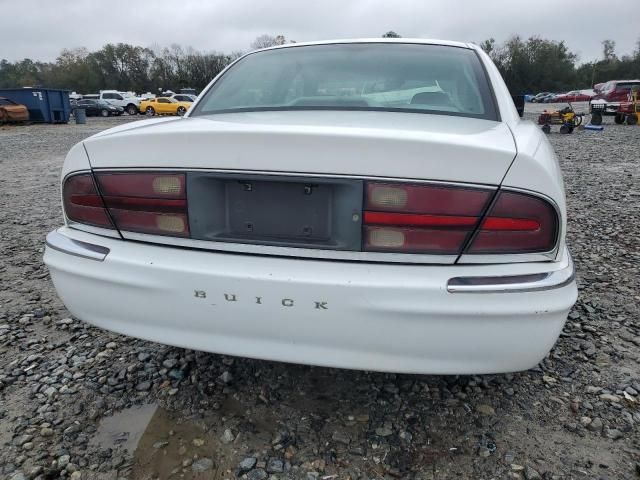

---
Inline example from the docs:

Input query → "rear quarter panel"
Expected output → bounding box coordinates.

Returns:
[501,121,567,259]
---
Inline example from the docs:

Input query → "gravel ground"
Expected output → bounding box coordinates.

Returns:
[1,105,639,480]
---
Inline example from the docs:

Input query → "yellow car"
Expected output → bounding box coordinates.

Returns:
[139,97,191,116]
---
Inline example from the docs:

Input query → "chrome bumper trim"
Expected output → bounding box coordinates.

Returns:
[45,230,110,262]
[447,253,575,293]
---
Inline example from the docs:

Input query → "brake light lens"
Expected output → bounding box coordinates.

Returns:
[363,182,558,255]
[363,182,493,254]
[63,172,189,237]
[466,191,557,254]
[96,172,189,237]
[63,173,114,229]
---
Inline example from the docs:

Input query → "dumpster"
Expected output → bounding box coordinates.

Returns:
[0,88,71,123]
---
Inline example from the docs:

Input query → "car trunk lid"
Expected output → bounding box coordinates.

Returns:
[84,111,516,184]
[82,112,517,264]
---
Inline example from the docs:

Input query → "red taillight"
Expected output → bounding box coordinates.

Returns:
[363,182,558,256]
[63,174,114,229]
[363,182,493,254]
[95,172,189,237]
[63,172,189,237]
[465,191,557,254]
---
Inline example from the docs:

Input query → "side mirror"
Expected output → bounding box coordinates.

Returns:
[512,95,525,118]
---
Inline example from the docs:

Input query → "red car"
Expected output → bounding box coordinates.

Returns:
[553,90,595,103]
[593,80,640,103]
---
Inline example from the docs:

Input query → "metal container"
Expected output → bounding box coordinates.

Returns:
[74,108,86,124]
[0,88,71,123]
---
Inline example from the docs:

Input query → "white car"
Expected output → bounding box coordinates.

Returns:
[96,90,141,115]
[44,39,577,374]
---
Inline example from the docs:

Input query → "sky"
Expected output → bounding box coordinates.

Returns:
[0,0,637,64]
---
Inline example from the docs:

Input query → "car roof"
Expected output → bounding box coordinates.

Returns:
[253,38,473,53]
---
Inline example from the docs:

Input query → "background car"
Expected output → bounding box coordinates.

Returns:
[0,97,29,123]
[592,80,640,103]
[171,94,196,102]
[76,99,123,117]
[530,92,552,103]
[552,90,595,103]
[139,97,191,116]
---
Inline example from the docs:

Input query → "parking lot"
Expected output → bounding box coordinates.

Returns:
[1,104,639,479]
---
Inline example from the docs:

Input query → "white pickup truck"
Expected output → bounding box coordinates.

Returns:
[84,91,141,115]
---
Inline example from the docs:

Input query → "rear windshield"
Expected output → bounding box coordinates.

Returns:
[191,43,498,121]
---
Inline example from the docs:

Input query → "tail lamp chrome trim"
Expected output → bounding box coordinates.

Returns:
[447,251,574,293]
[45,230,110,262]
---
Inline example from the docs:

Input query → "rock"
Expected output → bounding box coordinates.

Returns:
[266,458,284,473]
[247,468,268,480]
[137,352,151,362]
[476,404,495,416]
[375,425,393,437]
[220,428,235,444]
[218,371,233,384]
[58,454,71,469]
[331,430,350,445]
[43,386,56,397]
[70,472,82,480]
[40,427,54,437]
[192,438,205,447]
[191,458,214,472]
[599,393,621,403]
[542,375,556,384]
[239,456,257,472]
[14,435,33,446]
[105,342,117,349]
[587,417,604,432]
[9,472,26,480]
[605,428,624,440]
[29,467,44,478]
[626,386,638,396]
[524,465,542,480]
[162,358,178,369]
[135,381,151,392]
[153,441,169,449]
[478,447,491,457]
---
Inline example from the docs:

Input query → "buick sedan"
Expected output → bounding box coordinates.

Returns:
[44,39,577,374]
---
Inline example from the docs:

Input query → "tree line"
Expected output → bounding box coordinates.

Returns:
[480,36,640,93]
[1,34,639,95]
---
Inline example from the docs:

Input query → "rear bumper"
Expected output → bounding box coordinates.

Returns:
[44,227,577,374]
